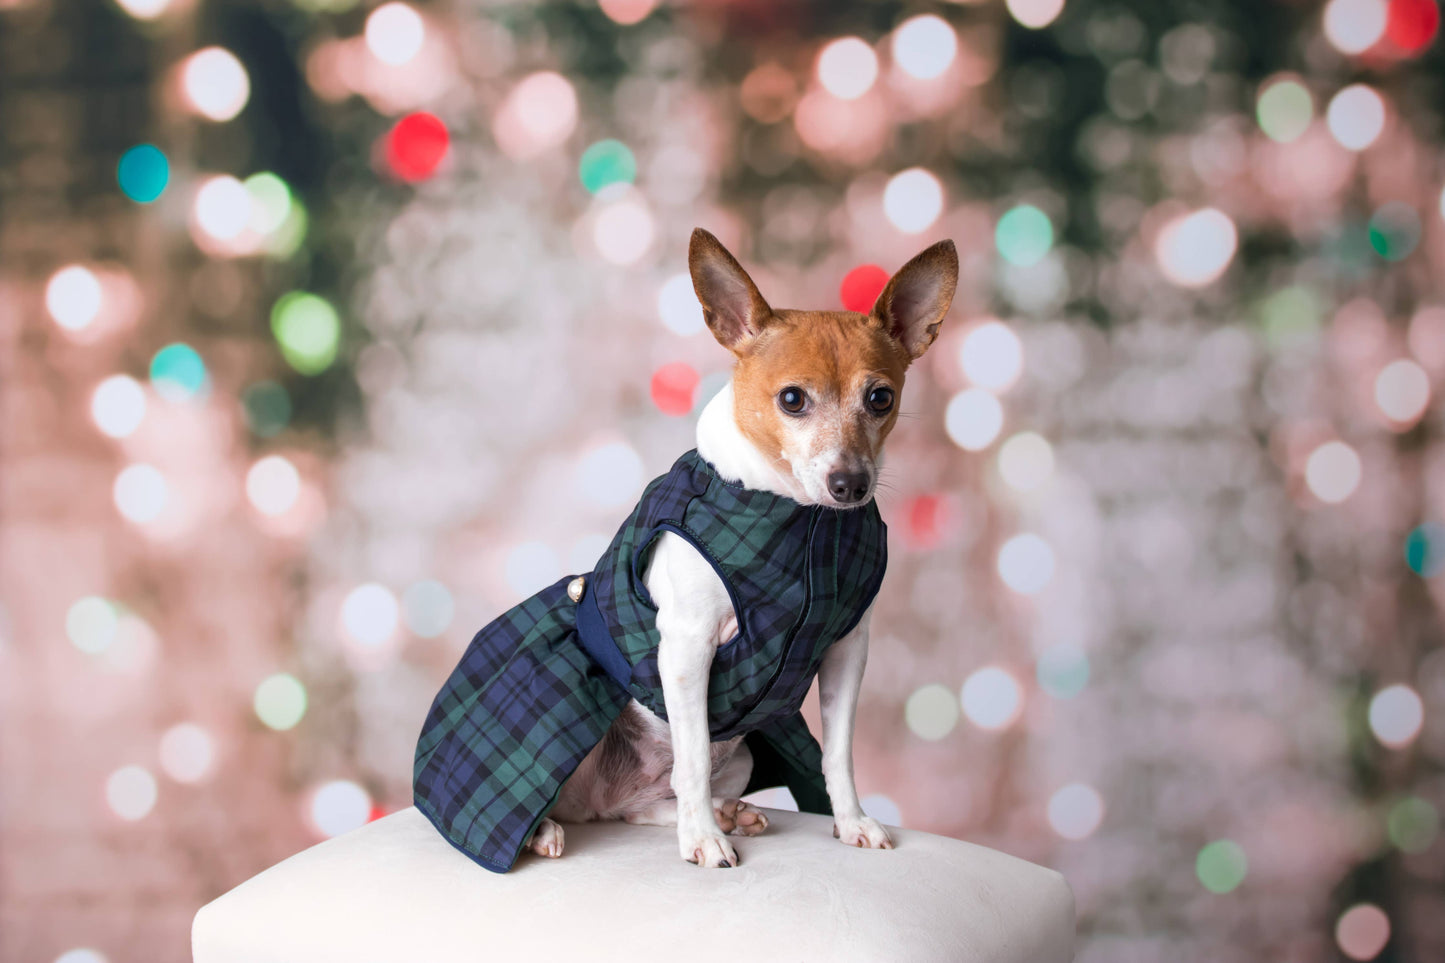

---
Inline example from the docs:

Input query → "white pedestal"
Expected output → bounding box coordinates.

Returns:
[193,807,1074,963]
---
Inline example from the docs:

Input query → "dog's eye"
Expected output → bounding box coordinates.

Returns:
[867,386,894,414]
[778,387,807,414]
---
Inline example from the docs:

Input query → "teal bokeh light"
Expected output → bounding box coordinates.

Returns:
[578,139,637,194]
[1405,523,1445,577]
[117,144,170,203]
[1037,646,1090,699]
[995,204,1054,267]
[150,343,208,401]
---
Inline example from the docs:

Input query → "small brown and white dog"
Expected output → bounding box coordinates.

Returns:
[528,229,958,868]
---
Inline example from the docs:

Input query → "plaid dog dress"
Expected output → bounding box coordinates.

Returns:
[413,449,888,872]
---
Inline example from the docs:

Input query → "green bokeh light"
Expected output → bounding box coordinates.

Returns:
[1368,202,1421,261]
[1387,797,1439,854]
[271,292,340,375]
[578,139,637,194]
[1405,523,1445,577]
[1037,646,1090,699]
[1256,80,1312,143]
[1258,286,1321,348]
[265,199,308,260]
[149,343,208,401]
[244,172,293,235]
[1196,839,1248,894]
[117,144,170,203]
[242,381,293,438]
[995,204,1054,267]
[254,673,308,731]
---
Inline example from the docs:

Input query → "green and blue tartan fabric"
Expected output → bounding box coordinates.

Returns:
[413,449,888,873]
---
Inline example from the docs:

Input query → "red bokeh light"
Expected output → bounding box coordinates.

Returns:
[906,494,951,550]
[839,264,889,313]
[650,362,700,416]
[368,805,388,823]
[1387,0,1440,53]
[385,112,450,182]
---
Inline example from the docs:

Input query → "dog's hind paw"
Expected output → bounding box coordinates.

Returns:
[833,814,893,850]
[528,817,565,859]
[715,798,769,837]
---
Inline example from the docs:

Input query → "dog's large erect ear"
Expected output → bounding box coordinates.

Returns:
[689,228,773,353]
[871,239,959,361]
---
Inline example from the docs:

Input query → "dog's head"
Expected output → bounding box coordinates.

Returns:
[689,228,958,509]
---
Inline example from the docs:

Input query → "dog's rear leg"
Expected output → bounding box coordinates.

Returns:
[624,798,769,836]
[526,817,565,858]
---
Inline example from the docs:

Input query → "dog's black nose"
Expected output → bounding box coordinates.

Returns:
[828,471,870,504]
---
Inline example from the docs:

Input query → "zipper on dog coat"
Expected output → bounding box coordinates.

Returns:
[413,449,888,873]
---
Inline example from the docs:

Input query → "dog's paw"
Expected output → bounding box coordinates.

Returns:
[833,814,893,850]
[715,798,769,837]
[680,830,739,868]
[528,817,565,858]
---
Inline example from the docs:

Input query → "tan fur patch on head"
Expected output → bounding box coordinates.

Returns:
[731,309,910,470]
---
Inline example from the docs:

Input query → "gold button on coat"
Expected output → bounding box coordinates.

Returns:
[567,576,586,603]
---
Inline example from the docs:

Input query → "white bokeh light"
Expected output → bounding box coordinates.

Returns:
[576,442,645,508]
[181,47,250,122]
[1368,684,1424,748]
[113,464,168,524]
[905,683,960,740]
[593,197,654,265]
[1323,0,1387,54]
[54,950,109,963]
[1327,85,1386,151]
[246,455,301,516]
[46,265,103,331]
[883,167,944,234]
[998,533,1056,594]
[944,389,1004,451]
[494,71,578,159]
[657,273,706,336]
[341,583,400,647]
[506,541,563,598]
[403,580,455,638]
[1006,0,1066,29]
[892,15,957,80]
[159,723,215,784]
[959,320,1024,392]
[309,779,372,838]
[66,596,118,655]
[1048,783,1105,840]
[998,432,1055,491]
[365,3,425,66]
[194,175,253,241]
[106,765,158,821]
[1373,359,1430,424]
[1305,441,1362,504]
[1155,208,1238,287]
[817,37,878,100]
[961,666,1024,730]
[114,0,169,18]
[91,375,147,439]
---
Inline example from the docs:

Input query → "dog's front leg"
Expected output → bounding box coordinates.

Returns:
[647,532,739,868]
[656,607,737,868]
[819,605,893,849]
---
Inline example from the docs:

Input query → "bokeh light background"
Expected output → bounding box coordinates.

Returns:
[4,0,1445,959]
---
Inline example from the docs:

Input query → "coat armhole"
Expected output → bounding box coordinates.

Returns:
[630,521,747,647]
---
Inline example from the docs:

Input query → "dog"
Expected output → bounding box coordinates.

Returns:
[412,228,958,871]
